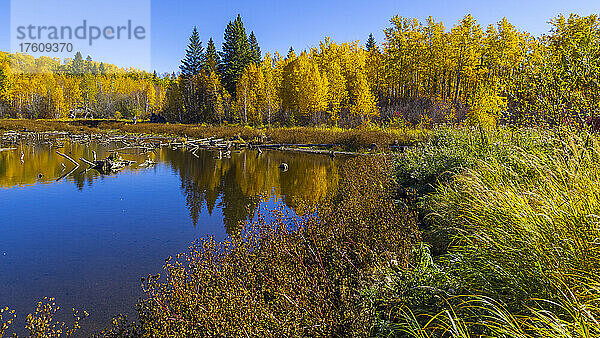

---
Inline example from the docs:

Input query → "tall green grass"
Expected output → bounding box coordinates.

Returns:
[379,128,600,337]
[430,133,600,303]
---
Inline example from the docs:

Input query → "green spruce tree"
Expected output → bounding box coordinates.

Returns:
[71,52,85,74]
[221,14,251,96]
[180,27,205,77]
[85,55,93,74]
[249,31,261,63]
[366,33,376,52]
[99,62,106,75]
[205,37,220,72]
[286,46,296,59]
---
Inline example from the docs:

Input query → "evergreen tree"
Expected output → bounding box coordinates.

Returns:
[98,62,106,75]
[287,47,296,59]
[180,27,205,77]
[205,37,220,72]
[366,33,377,52]
[85,55,93,74]
[221,14,251,96]
[249,31,261,63]
[71,52,85,74]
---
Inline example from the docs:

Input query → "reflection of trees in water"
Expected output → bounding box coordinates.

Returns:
[162,148,340,234]
[0,140,151,189]
[0,139,341,234]
[163,149,261,234]
[279,155,339,215]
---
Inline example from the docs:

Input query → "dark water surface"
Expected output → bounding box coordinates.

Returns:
[0,139,342,336]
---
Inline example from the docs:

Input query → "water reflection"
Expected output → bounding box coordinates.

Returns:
[0,140,155,189]
[163,148,339,233]
[0,140,340,235]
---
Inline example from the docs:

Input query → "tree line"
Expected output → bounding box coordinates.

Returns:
[0,13,598,127]
[0,51,169,119]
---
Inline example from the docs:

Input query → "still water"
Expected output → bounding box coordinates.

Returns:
[0,138,342,335]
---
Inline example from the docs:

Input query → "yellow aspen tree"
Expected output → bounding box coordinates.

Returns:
[449,14,484,104]
[260,54,281,128]
[350,67,378,126]
[316,38,347,126]
[236,63,263,125]
[295,52,328,125]
[0,52,11,116]
[278,50,298,124]
[144,79,156,116]
[466,83,506,127]
[207,70,226,125]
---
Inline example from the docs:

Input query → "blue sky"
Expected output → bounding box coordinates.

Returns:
[0,0,598,73]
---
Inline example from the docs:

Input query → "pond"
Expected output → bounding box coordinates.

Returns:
[0,135,343,336]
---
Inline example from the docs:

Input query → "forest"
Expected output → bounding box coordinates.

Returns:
[0,13,598,128]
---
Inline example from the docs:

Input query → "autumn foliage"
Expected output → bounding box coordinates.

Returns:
[1,13,598,129]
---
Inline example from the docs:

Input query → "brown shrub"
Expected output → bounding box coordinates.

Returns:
[137,157,419,336]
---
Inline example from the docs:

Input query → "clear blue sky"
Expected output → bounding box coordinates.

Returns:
[0,0,598,73]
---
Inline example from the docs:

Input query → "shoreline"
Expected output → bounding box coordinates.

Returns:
[0,119,424,153]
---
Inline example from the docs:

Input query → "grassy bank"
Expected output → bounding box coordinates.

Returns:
[0,119,425,152]
[372,127,600,337]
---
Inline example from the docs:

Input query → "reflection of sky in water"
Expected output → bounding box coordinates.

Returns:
[0,142,341,336]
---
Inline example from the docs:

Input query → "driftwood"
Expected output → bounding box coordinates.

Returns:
[56,166,79,181]
[56,151,80,167]
[55,151,80,181]
[138,159,157,167]
[276,147,378,157]
[80,153,134,174]
[5,129,407,171]
[258,144,336,149]
[79,157,95,166]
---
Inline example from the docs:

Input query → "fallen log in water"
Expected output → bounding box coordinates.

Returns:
[258,143,337,149]
[80,153,135,174]
[56,151,80,167]
[55,151,80,181]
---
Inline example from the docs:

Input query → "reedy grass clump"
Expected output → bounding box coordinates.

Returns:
[378,128,600,337]
[393,285,600,338]
[429,133,600,304]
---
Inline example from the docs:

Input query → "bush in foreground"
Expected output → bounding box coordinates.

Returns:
[133,157,418,336]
